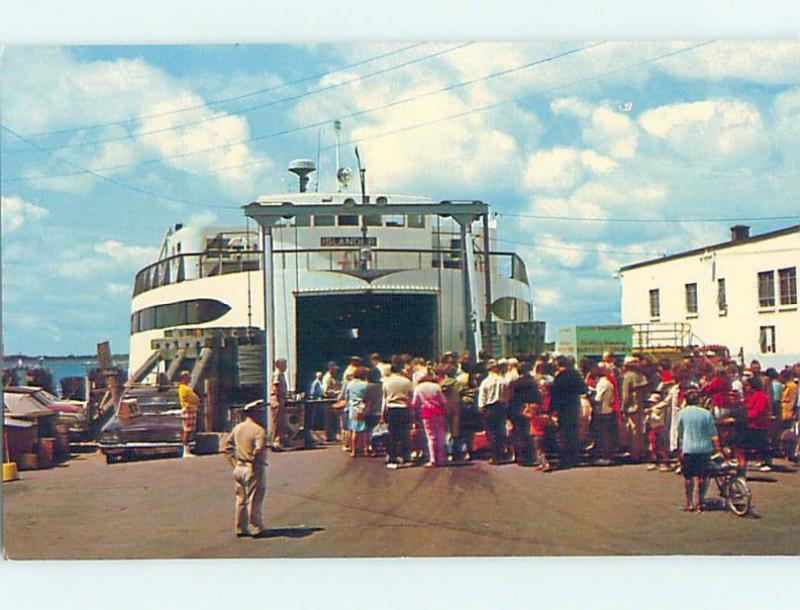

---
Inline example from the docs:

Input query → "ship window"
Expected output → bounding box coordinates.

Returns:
[407,214,425,228]
[364,214,382,227]
[186,300,201,324]
[294,214,311,227]
[131,299,231,334]
[156,302,186,328]
[338,215,359,226]
[139,308,156,332]
[384,215,404,227]
[491,297,532,322]
[314,215,335,227]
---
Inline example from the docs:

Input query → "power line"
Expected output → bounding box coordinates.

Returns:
[494,236,665,256]
[326,41,715,152]
[497,211,800,224]
[8,43,426,140]
[2,42,471,155]
[2,41,606,183]
[0,124,234,210]
[179,40,715,180]
[0,41,713,219]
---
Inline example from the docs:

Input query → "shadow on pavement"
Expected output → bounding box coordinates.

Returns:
[746,475,778,483]
[254,526,324,539]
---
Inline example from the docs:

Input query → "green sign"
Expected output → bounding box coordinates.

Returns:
[557,325,633,360]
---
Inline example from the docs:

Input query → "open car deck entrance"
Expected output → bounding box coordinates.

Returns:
[296,292,437,389]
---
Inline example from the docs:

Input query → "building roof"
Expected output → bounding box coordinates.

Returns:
[619,224,800,273]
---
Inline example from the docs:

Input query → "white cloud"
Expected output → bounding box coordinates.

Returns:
[106,283,130,295]
[288,44,545,196]
[584,107,639,159]
[522,147,617,191]
[639,99,771,168]
[188,211,218,227]
[534,288,559,307]
[1,195,49,234]
[94,240,159,266]
[56,258,109,279]
[659,41,800,85]
[550,97,593,119]
[0,47,273,195]
[773,87,800,160]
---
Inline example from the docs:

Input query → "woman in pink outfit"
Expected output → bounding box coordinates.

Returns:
[411,370,448,467]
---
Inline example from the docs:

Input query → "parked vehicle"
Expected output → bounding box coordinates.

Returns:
[3,386,89,441]
[98,386,185,464]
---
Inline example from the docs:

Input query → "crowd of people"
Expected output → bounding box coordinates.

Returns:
[269,350,800,477]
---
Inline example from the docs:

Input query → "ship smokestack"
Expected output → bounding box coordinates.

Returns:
[288,159,316,193]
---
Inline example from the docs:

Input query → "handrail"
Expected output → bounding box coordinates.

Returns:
[133,247,529,297]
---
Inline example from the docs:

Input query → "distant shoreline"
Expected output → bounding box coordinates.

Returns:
[3,354,129,362]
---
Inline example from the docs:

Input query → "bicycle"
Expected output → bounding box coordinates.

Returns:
[708,454,752,517]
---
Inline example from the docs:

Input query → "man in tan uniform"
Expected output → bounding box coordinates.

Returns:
[223,400,268,537]
[269,358,289,449]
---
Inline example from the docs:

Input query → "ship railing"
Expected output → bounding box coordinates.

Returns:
[133,248,528,297]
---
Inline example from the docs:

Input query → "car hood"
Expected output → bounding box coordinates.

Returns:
[49,401,84,414]
[101,413,184,441]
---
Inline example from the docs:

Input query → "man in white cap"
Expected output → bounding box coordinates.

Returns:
[223,400,268,537]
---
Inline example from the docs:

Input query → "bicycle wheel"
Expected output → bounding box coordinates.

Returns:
[727,477,752,516]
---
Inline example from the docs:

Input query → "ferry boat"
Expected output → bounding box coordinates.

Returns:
[128,158,544,394]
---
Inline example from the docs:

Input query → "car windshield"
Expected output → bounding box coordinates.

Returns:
[126,392,180,415]
[33,390,58,405]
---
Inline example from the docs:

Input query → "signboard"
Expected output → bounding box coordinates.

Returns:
[557,325,633,360]
[556,327,577,357]
[320,236,377,247]
[575,325,633,358]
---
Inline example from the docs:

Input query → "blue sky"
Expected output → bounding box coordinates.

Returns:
[2,41,800,355]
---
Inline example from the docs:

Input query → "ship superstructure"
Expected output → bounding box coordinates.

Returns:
[129,160,542,391]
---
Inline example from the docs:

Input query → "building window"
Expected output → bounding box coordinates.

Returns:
[684,283,698,315]
[649,289,660,319]
[779,267,797,306]
[759,326,776,353]
[758,270,775,307]
[717,278,727,312]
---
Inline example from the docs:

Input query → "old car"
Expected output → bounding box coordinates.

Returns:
[98,385,185,463]
[4,386,89,441]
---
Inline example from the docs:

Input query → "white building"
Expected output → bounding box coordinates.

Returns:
[619,224,800,367]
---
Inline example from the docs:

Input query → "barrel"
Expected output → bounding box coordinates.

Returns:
[18,453,38,471]
[37,438,56,469]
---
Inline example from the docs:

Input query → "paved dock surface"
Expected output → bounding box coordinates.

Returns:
[3,447,799,559]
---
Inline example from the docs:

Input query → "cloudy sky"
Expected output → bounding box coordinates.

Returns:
[2,41,800,355]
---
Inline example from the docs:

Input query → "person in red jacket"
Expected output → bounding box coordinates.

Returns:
[735,375,773,475]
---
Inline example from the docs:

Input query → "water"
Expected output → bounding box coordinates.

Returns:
[4,356,128,397]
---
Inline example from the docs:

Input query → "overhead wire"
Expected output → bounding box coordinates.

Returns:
[2,41,602,184]
[8,43,427,140]
[496,211,800,224]
[0,41,719,217]
[162,40,715,180]
[493,236,666,256]
[2,43,472,155]
[0,124,235,210]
